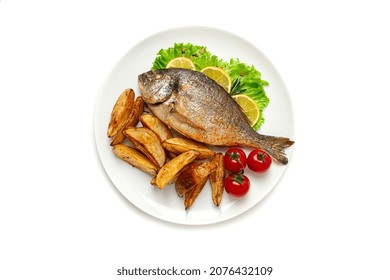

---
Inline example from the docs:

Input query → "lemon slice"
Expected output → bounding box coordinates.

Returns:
[232,94,260,127]
[166,57,196,70]
[200,66,232,93]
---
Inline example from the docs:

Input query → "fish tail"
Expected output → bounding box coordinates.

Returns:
[251,134,294,165]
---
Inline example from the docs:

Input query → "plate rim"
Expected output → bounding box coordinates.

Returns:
[94,25,295,226]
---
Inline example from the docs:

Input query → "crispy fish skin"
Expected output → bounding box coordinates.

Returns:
[209,153,225,206]
[138,68,294,164]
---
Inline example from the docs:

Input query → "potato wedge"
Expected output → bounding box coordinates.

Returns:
[150,176,157,186]
[162,138,215,159]
[184,176,208,210]
[124,127,166,168]
[151,161,192,188]
[155,150,200,189]
[107,89,135,138]
[110,96,144,146]
[209,153,225,206]
[139,114,176,158]
[139,114,173,142]
[176,159,218,198]
[112,144,158,176]
[182,158,219,209]
[175,162,202,197]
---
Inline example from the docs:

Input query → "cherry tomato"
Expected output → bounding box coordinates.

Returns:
[224,173,250,198]
[247,149,272,173]
[223,148,246,172]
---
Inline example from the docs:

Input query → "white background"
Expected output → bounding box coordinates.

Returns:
[1,0,389,279]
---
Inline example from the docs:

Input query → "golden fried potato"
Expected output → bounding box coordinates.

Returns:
[162,138,215,159]
[124,127,166,168]
[107,89,135,138]
[182,158,219,209]
[184,176,208,210]
[150,176,157,186]
[112,144,158,176]
[139,114,173,142]
[139,114,177,158]
[209,153,225,206]
[155,150,200,190]
[175,159,218,198]
[175,162,202,197]
[110,96,144,146]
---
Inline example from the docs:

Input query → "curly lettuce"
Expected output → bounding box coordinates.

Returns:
[223,59,269,130]
[152,43,223,70]
[151,43,269,130]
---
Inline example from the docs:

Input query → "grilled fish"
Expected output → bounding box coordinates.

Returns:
[138,68,294,164]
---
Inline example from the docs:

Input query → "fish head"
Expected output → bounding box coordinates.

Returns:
[138,69,176,104]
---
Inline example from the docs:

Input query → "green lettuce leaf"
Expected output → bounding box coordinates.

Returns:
[151,43,269,130]
[223,58,269,130]
[152,43,223,70]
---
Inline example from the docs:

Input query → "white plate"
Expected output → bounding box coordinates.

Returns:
[94,26,294,225]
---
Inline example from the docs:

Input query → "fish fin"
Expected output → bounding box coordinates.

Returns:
[252,134,294,165]
[168,110,206,132]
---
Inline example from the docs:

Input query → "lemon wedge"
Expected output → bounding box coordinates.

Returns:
[166,57,196,70]
[200,66,232,93]
[232,94,260,127]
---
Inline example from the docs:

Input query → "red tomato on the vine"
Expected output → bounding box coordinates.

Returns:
[224,173,250,198]
[223,148,246,172]
[247,149,272,173]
